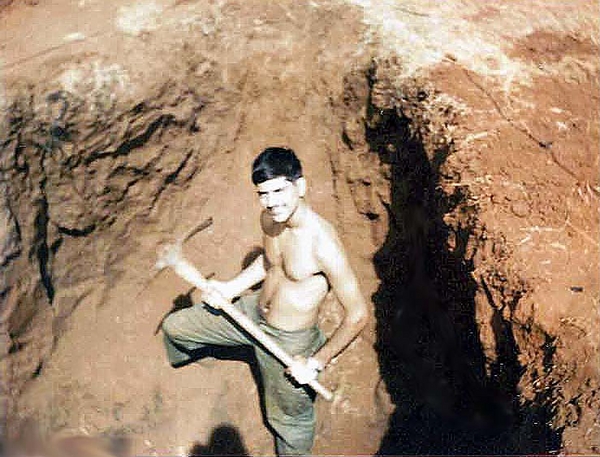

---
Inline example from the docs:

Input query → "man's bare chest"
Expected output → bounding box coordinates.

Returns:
[265,230,321,281]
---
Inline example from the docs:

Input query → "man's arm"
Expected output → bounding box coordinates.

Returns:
[193,215,274,305]
[192,254,267,304]
[312,230,368,369]
[224,254,267,297]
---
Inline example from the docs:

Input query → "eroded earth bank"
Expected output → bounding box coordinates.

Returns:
[1,0,598,455]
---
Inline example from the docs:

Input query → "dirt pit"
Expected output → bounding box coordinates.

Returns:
[1,1,598,455]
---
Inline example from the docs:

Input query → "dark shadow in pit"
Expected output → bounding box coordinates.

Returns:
[188,424,249,456]
[365,76,562,454]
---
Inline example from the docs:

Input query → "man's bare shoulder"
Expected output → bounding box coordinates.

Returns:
[310,211,343,250]
[309,211,352,277]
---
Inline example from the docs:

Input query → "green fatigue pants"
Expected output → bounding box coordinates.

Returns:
[162,292,326,456]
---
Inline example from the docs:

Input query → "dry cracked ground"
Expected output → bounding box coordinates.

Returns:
[0,0,598,455]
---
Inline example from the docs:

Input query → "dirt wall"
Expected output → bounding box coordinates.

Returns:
[332,58,599,453]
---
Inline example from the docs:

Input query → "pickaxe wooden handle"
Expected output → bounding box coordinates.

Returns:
[156,244,334,401]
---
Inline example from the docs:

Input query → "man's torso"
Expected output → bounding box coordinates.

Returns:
[259,211,330,331]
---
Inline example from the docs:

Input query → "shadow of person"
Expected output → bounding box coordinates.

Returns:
[188,424,249,456]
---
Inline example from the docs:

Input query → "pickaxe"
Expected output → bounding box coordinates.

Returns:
[155,242,334,401]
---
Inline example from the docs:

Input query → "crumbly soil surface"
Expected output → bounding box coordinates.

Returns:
[0,1,598,455]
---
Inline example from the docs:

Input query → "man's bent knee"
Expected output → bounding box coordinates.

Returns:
[161,311,186,339]
[161,312,198,367]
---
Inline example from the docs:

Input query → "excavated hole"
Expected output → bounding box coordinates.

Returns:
[358,78,563,454]
[1,62,574,454]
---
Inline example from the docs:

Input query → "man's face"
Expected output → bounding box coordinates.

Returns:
[256,176,304,223]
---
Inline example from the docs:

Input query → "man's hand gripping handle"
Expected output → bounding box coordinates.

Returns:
[156,244,334,401]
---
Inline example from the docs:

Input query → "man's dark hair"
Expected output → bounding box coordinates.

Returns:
[251,147,303,185]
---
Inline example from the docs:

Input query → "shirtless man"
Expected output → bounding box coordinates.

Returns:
[162,147,368,455]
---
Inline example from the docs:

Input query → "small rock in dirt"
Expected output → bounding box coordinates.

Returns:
[510,200,530,218]
[490,193,502,204]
